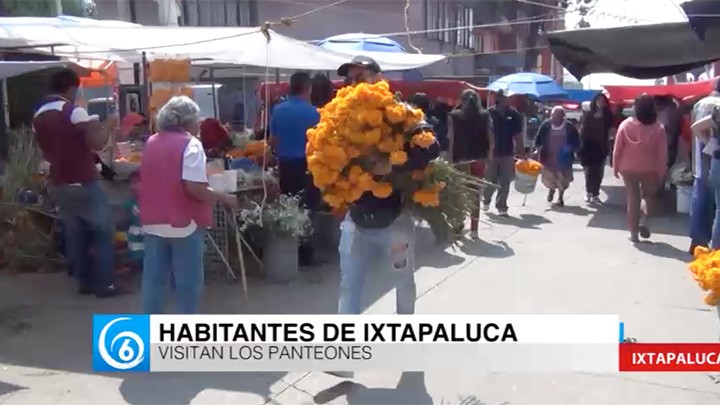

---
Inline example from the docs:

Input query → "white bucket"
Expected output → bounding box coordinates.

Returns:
[209,173,225,192]
[676,185,692,214]
[514,172,538,194]
[223,170,238,192]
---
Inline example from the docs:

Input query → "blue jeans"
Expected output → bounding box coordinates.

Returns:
[710,159,720,249]
[142,229,206,314]
[690,176,713,247]
[52,182,115,292]
[338,213,416,314]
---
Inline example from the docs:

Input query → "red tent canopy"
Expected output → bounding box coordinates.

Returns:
[257,79,488,106]
[603,78,718,104]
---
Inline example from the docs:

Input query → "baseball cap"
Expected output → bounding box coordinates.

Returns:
[337,55,381,77]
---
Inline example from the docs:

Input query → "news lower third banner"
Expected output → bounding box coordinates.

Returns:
[92,314,621,372]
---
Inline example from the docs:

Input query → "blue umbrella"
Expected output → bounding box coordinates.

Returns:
[316,33,407,53]
[316,33,422,82]
[487,72,568,100]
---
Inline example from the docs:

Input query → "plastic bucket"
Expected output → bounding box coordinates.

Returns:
[263,234,299,284]
[514,172,538,194]
[208,173,225,192]
[223,170,238,192]
[676,185,692,214]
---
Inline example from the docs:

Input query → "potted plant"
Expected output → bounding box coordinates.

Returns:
[238,194,312,283]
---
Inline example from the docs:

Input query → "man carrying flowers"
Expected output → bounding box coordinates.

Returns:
[308,55,439,379]
[331,56,439,315]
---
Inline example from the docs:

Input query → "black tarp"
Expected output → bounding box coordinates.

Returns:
[547,0,720,80]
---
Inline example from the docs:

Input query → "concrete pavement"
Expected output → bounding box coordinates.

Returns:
[1,165,720,404]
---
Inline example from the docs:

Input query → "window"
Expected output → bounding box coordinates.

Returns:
[180,0,257,26]
[423,0,480,48]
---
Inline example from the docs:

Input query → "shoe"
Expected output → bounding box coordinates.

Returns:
[638,226,651,239]
[95,284,118,298]
[78,285,93,295]
[584,193,592,203]
[497,209,509,217]
[554,199,565,207]
[481,203,490,212]
[629,234,640,243]
[547,189,556,203]
[325,371,354,379]
[591,196,602,204]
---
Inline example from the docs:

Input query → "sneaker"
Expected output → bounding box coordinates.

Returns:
[638,225,651,239]
[629,234,640,243]
[95,284,118,298]
[325,371,354,379]
[481,203,490,212]
[497,209,509,217]
[584,193,592,203]
[591,196,602,204]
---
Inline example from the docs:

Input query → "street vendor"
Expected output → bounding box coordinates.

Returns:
[139,96,237,314]
[32,68,119,298]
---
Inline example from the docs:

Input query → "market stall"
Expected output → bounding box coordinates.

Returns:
[0,17,450,285]
[603,78,719,104]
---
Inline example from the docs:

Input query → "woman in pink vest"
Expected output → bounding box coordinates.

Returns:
[139,96,237,313]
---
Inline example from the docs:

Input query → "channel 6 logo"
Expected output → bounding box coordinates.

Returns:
[92,314,150,372]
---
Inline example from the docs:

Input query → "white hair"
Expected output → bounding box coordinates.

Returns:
[156,96,201,132]
[551,105,565,115]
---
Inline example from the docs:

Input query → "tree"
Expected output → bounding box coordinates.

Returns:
[2,0,95,17]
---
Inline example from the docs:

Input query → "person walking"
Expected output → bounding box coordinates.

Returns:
[326,55,439,380]
[139,96,237,314]
[535,106,580,207]
[484,90,524,216]
[270,72,321,266]
[613,94,668,243]
[579,93,613,203]
[690,93,720,250]
[448,89,494,238]
[689,94,720,253]
[33,68,119,298]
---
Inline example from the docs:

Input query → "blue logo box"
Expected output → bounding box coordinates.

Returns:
[92,314,150,372]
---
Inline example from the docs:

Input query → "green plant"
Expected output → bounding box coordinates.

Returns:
[2,127,42,203]
[238,194,312,238]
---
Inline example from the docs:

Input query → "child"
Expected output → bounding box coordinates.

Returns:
[123,172,144,270]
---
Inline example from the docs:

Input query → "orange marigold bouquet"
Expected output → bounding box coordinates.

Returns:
[515,159,543,176]
[306,81,493,240]
[688,246,720,306]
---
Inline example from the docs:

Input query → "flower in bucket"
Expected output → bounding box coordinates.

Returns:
[238,194,312,239]
[307,81,496,242]
[688,246,720,306]
[515,159,543,176]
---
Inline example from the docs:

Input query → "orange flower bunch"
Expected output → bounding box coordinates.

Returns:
[413,182,446,208]
[688,246,720,306]
[226,140,268,159]
[515,159,543,176]
[306,81,437,209]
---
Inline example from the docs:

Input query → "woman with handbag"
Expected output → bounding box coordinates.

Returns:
[534,106,580,207]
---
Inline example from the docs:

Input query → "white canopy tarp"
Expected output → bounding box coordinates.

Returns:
[0,61,69,80]
[0,18,446,71]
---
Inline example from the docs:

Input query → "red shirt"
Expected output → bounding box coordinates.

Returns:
[32,96,97,185]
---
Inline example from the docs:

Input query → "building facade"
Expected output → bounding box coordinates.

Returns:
[94,0,563,82]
